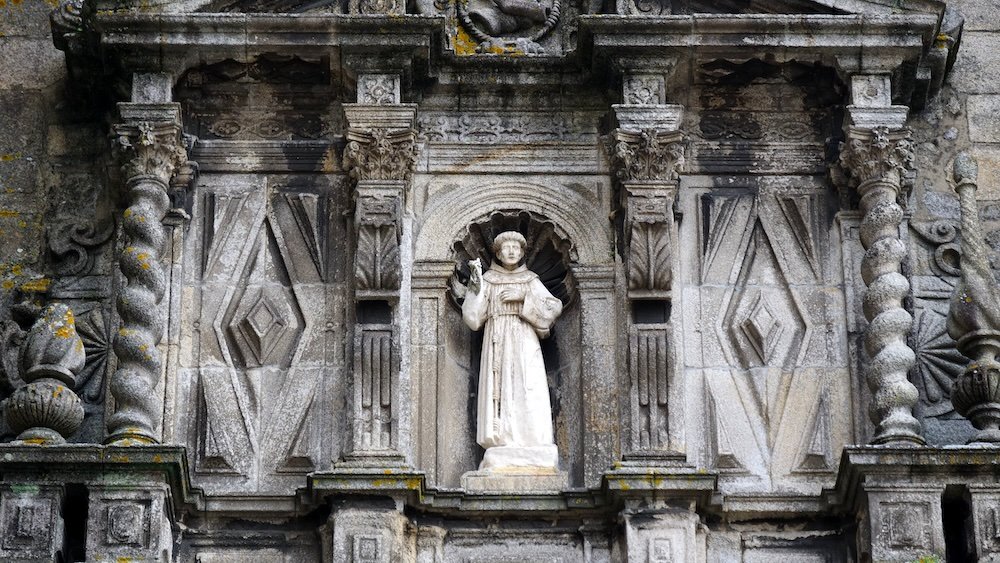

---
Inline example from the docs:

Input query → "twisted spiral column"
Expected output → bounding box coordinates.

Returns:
[841,126,924,445]
[105,121,186,446]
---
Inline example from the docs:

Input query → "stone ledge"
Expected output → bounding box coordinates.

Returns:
[0,444,198,516]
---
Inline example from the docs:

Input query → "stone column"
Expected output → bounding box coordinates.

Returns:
[106,73,194,446]
[0,482,64,561]
[610,61,686,462]
[838,74,923,446]
[341,69,419,466]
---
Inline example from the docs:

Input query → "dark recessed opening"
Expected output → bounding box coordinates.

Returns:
[357,300,392,324]
[62,483,88,562]
[632,300,671,324]
[943,484,974,563]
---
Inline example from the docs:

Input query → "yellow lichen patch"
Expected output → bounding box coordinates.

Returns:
[1,280,14,291]
[22,437,46,445]
[0,209,19,218]
[452,24,478,56]
[21,278,50,292]
[52,386,63,398]
[11,264,22,275]
[0,153,21,162]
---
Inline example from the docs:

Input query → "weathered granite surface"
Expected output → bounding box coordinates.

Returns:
[0,0,997,560]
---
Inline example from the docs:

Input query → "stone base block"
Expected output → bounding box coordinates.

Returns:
[461,469,568,493]
[480,444,558,470]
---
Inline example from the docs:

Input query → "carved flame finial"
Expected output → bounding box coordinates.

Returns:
[947,152,1000,445]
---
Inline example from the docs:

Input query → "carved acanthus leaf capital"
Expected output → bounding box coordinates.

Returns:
[113,121,188,186]
[839,126,915,188]
[343,127,418,182]
[612,128,686,183]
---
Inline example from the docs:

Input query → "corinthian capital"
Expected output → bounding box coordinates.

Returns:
[342,127,418,182]
[612,128,686,183]
[113,121,188,186]
[839,126,915,188]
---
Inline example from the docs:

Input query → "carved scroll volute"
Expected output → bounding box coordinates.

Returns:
[947,153,1000,445]
[839,125,923,446]
[106,114,190,446]
[4,304,86,444]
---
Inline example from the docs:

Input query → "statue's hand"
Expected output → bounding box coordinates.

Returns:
[499,286,526,303]
[468,258,483,295]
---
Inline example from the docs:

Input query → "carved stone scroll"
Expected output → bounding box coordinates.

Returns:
[840,125,923,446]
[106,107,190,446]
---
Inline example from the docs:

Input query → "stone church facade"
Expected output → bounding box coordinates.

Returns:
[0,0,997,560]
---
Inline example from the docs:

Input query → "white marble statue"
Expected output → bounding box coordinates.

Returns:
[462,231,564,471]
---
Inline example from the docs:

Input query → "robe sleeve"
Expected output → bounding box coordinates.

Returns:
[462,280,490,331]
[520,278,563,339]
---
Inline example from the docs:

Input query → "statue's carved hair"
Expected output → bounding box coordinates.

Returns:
[491,231,527,255]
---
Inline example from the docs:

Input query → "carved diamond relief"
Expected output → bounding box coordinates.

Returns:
[739,293,784,364]
[226,286,303,367]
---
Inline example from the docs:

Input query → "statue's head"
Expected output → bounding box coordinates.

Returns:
[492,231,527,269]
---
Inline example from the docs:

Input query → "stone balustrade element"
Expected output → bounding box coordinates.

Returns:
[947,153,1000,445]
[3,304,85,444]
[105,108,188,446]
[840,125,923,446]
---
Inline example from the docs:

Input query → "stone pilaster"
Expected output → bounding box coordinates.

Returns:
[610,60,686,461]
[575,265,619,486]
[106,73,194,446]
[839,74,923,446]
[341,72,418,466]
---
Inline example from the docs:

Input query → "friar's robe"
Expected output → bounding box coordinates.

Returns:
[462,263,563,469]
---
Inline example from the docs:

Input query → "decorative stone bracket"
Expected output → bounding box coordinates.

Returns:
[610,126,685,300]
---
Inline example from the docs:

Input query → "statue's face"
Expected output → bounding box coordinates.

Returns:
[497,240,524,268]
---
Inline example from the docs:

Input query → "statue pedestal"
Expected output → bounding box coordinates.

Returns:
[461,469,568,493]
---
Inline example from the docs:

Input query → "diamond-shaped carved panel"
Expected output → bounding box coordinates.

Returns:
[227,286,303,367]
[724,287,806,370]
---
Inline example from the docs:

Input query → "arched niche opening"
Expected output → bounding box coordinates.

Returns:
[449,210,578,307]
[416,210,587,488]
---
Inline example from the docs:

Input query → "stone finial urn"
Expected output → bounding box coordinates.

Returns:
[3,303,86,444]
[946,153,1000,444]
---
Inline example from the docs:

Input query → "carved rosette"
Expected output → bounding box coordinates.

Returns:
[4,304,86,444]
[946,154,1000,444]
[106,120,188,446]
[840,126,923,445]
[342,127,418,183]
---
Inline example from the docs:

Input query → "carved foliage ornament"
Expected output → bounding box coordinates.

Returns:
[839,126,916,187]
[355,192,403,292]
[342,128,418,183]
[626,191,673,295]
[113,122,189,186]
[612,129,686,183]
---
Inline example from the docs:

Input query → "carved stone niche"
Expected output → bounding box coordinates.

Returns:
[450,211,578,308]
[414,211,586,488]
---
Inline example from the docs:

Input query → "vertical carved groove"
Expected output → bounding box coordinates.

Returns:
[841,126,923,445]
